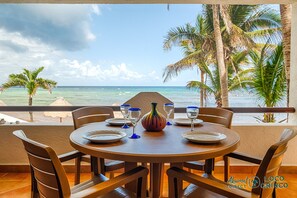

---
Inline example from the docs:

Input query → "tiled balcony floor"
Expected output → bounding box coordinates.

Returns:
[0,171,296,197]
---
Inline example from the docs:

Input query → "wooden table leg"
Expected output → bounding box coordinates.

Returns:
[150,163,163,198]
[203,158,215,179]
[125,162,138,193]
[90,156,99,177]
[169,163,183,198]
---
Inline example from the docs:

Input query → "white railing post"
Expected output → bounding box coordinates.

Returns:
[289,3,297,124]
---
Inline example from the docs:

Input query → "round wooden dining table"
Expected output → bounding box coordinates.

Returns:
[70,121,240,198]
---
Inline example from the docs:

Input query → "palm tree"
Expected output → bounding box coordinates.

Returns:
[280,4,291,107]
[212,4,229,107]
[250,44,286,122]
[187,51,253,107]
[210,4,282,106]
[163,5,281,107]
[1,67,57,122]
[163,15,214,107]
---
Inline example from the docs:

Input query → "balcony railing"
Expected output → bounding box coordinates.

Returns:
[0,106,295,113]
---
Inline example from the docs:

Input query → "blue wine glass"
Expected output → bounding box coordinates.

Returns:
[128,108,141,139]
[186,106,199,131]
[120,104,131,129]
[164,103,174,125]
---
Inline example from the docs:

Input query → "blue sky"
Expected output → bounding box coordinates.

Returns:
[0,4,279,86]
[0,4,204,86]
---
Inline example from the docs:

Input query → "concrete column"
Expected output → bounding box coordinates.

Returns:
[289,3,297,123]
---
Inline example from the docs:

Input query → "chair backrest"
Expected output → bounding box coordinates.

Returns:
[13,130,71,198]
[252,128,297,197]
[72,106,114,129]
[198,108,233,128]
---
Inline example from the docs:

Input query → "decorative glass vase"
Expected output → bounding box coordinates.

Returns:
[141,102,166,132]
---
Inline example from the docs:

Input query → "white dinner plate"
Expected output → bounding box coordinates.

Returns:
[105,118,132,126]
[173,118,203,126]
[83,130,126,143]
[182,131,226,144]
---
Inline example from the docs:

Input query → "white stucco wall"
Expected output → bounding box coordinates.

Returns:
[0,124,296,167]
[289,3,297,124]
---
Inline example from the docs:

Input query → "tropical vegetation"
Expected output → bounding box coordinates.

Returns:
[1,67,57,122]
[163,5,286,122]
[250,44,286,122]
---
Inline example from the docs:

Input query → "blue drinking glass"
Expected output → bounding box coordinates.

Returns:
[186,106,199,131]
[164,103,174,125]
[128,108,141,139]
[120,104,131,129]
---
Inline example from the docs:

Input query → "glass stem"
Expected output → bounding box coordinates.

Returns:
[133,126,135,134]
[191,119,194,131]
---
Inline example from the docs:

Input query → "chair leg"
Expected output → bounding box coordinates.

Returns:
[137,172,148,198]
[91,156,99,177]
[74,156,82,185]
[109,172,114,178]
[272,185,276,198]
[160,163,164,197]
[30,166,39,198]
[168,176,178,198]
[224,155,230,182]
[98,158,105,175]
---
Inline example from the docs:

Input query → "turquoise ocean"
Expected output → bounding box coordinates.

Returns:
[0,86,279,107]
[0,86,288,123]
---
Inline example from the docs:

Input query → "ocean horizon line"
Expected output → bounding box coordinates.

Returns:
[55,85,186,88]
[3,85,188,88]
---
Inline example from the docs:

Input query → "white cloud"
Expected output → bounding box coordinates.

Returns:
[91,5,101,15]
[0,26,158,86]
[148,70,160,80]
[0,5,98,51]
[58,59,143,81]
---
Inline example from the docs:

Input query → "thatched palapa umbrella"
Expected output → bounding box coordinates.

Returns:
[44,97,72,123]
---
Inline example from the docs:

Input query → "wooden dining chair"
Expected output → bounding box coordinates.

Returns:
[167,128,296,198]
[13,130,148,198]
[183,108,233,174]
[72,106,125,183]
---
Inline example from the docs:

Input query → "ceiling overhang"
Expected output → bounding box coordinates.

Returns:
[0,0,296,4]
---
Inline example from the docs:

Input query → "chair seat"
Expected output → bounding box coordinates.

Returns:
[183,161,205,170]
[184,156,224,170]
[81,155,125,171]
[183,184,228,198]
[105,159,125,171]
[71,173,135,198]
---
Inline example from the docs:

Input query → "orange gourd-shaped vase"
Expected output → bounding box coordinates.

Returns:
[141,102,166,132]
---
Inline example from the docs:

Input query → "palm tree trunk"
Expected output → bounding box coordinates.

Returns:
[280,4,291,108]
[28,96,33,122]
[204,74,208,106]
[212,4,229,107]
[200,70,205,107]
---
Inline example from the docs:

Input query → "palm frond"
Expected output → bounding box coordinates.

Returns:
[163,25,199,51]
[163,50,205,82]
[246,27,282,44]
[186,80,215,94]
[242,6,281,31]
[251,43,286,107]
[31,67,45,80]
[1,73,28,90]
[36,78,57,93]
